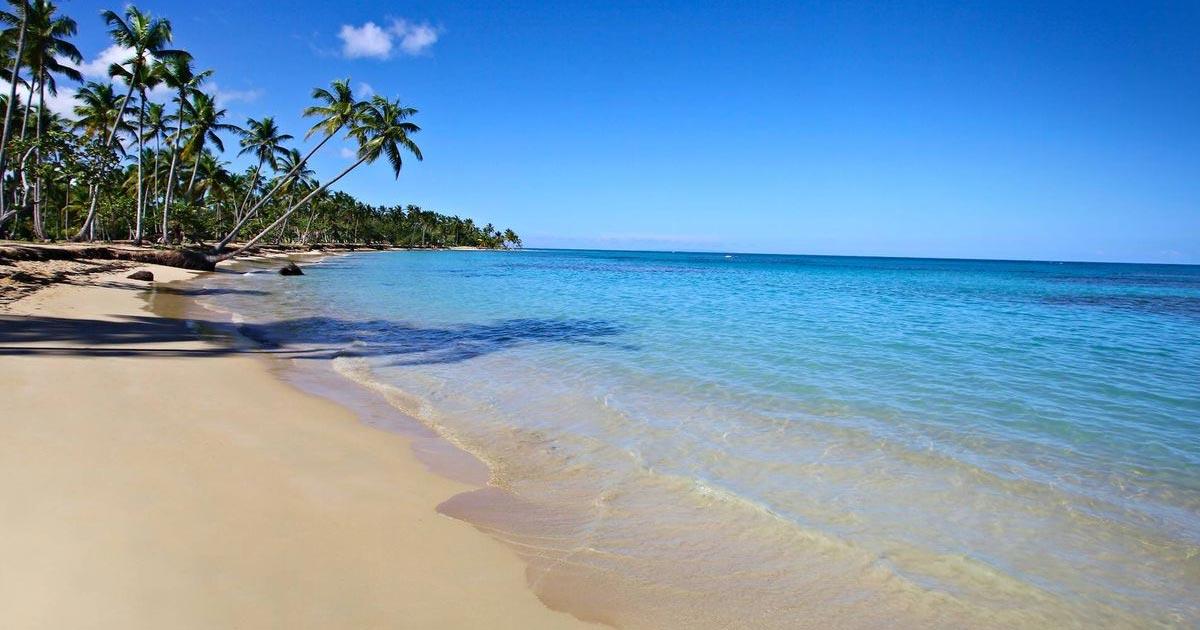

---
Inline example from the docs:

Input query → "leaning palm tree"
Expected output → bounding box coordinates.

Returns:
[155,54,209,239]
[180,91,240,197]
[231,116,291,223]
[223,95,422,258]
[0,0,30,225]
[20,0,81,238]
[76,4,186,240]
[215,78,360,250]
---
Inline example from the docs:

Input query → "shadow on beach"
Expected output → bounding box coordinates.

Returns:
[0,313,626,365]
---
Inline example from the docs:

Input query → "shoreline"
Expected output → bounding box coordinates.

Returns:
[0,260,592,629]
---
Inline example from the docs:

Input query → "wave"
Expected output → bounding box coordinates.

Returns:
[319,354,1142,628]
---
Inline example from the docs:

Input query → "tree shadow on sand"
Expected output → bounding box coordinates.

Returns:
[0,314,628,365]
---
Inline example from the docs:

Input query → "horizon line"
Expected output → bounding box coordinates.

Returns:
[516,246,1200,268]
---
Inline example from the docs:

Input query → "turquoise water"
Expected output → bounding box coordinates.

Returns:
[201,250,1200,627]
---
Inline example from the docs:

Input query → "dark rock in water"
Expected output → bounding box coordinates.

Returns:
[127,270,154,281]
[279,262,304,276]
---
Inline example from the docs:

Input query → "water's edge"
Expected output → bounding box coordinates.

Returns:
[147,250,1200,629]
[140,256,610,627]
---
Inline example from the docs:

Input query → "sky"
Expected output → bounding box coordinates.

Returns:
[40,0,1200,263]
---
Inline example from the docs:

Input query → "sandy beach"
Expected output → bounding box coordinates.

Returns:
[0,263,591,629]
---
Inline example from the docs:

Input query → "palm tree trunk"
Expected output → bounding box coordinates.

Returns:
[160,91,185,239]
[107,74,136,147]
[274,192,295,244]
[133,91,145,245]
[76,63,140,241]
[15,124,36,237]
[0,5,28,221]
[184,149,201,198]
[151,132,160,236]
[236,159,262,220]
[217,155,367,260]
[32,72,46,240]
[301,201,318,245]
[231,158,265,226]
[4,90,32,230]
[18,87,31,141]
[63,177,71,239]
[73,184,99,241]
[214,132,335,251]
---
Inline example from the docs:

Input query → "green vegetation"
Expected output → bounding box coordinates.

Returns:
[0,1,521,252]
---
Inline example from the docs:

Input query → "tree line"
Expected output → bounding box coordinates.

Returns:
[0,1,521,253]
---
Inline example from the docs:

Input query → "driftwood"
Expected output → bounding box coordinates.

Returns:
[0,244,217,271]
[0,241,425,276]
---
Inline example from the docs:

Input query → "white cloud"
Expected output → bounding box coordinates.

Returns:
[356,81,375,97]
[0,46,261,124]
[210,82,262,106]
[339,22,393,59]
[392,19,439,56]
[146,83,172,101]
[75,44,135,79]
[0,80,77,116]
[337,18,439,60]
[68,44,170,100]
[41,87,78,115]
[339,147,357,159]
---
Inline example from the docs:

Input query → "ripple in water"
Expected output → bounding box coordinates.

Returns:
[199,250,1200,628]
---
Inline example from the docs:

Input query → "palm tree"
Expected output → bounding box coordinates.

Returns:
[76,5,185,240]
[71,81,128,146]
[22,0,81,238]
[224,95,422,257]
[270,147,315,243]
[503,228,521,248]
[231,116,290,223]
[155,54,208,239]
[189,150,233,226]
[109,54,161,243]
[190,151,229,196]
[299,185,327,245]
[0,0,30,225]
[71,81,130,239]
[98,6,183,146]
[215,78,359,250]
[141,101,167,219]
[180,91,240,198]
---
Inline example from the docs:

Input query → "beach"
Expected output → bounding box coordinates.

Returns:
[3,249,1197,629]
[0,261,590,629]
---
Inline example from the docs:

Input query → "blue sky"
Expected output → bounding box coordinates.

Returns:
[54,1,1200,263]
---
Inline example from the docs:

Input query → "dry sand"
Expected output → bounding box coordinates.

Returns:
[0,263,592,629]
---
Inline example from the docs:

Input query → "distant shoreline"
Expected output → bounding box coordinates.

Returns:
[521,246,1199,267]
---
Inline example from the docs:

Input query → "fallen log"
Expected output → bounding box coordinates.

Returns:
[0,244,218,271]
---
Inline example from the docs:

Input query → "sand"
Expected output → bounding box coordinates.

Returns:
[0,263,592,629]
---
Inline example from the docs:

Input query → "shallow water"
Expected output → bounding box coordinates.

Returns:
[198,250,1200,627]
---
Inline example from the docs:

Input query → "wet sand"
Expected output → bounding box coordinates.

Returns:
[0,263,592,629]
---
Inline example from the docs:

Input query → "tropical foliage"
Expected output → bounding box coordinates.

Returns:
[0,1,520,250]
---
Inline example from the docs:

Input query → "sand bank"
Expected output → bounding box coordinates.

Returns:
[0,264,591,629]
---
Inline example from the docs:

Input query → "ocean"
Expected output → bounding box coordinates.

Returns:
[193,249,1200,628]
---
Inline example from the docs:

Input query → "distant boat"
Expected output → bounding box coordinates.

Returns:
[724,255,733,259]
